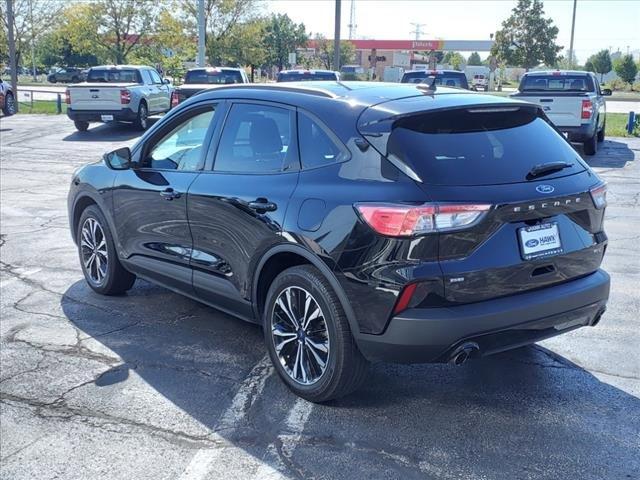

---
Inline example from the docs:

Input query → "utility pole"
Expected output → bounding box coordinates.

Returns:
[197,0,206,67]
[29,0,36,82]
[410,22,425,41]
[568,0,577,67]
[7,0,19,112]
[333,0,341,71]
[347,0,356,40]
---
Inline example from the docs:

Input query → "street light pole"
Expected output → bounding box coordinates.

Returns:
[333,0,341,72]
[7,0,19,112]
[568,0,577,67]
[197,0,206,67]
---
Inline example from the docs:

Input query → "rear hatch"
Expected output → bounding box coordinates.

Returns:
[512,73,595,127]
[359,96,607,304]
[68,82,135,111]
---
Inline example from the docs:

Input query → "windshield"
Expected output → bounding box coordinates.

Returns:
[401,72,469,89]
[185,70,244,84]
[277,72,338,82]
[520,75,594,92]
[361,106,585,186]
[87,69,141,83]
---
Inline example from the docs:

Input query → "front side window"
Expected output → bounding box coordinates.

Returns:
[214,103,297,173]
[149,69,162,84]
[145,108,215,171]
[298,112,347,169]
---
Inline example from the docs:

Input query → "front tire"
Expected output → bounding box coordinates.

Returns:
[263,265,369,402]
[77,205,136,295]
[74,120,89,132]
[597,120,606,142]
[2,92,16,116]
[134,102,148,130]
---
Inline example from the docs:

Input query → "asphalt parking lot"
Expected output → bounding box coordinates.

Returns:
[1,115,639,480]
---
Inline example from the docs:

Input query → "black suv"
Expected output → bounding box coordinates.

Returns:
[401,69,470,89]
[68,82,610,402]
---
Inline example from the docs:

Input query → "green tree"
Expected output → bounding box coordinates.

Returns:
[491,0,562,70]
[614,54,638,84]
[443,51,465,70]
[208,18,268,79]
[263,14,308,71]
[181,0,258,41]
[313,35,355,70]
[467,51,482,66]
[586,50,612,81]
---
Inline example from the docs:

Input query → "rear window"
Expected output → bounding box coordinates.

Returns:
[185,69,244,84]
[277,72,338,82]
[362,106,585,186]
[401,72,469,89]
[520,74,594,92]
[87,69,141,83]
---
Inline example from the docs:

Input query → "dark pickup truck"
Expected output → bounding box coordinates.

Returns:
[171,67,249,107]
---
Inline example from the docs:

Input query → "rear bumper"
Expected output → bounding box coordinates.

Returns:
[67,108,137,123]
[558,123,596,141]
[355,269,610,363]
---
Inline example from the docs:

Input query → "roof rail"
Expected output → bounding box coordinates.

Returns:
[197,83,337,98]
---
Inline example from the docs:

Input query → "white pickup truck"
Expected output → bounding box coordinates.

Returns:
[66,65,172,132]
[511,70,611,155]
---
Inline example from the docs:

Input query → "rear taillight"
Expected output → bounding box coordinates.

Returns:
[590,183,607,209]
[355,203,491,237]
[581,99,593,119]
[170,91,179,108]
[65,88,70,104]
[120,89,131,104]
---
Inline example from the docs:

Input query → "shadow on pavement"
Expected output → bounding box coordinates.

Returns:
[62,120,158,143]
[580,139,635,168]
[60,279,640,479]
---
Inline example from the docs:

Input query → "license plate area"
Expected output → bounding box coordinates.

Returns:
[518,222,563,260]
[101,114,114,122]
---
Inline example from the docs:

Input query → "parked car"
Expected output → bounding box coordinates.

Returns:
[0,78,16,116]
[400,69,470,89]
[171,67,249,107]
[471,74,488,91]
[47,67,85,83]
[277,69,340,82]
[511,70,611,155]
[66,65,173,132]
[340,65,366,80]
[68,82,610,402]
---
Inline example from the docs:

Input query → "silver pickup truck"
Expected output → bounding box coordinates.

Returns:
[511,70,611,155]
[66,65,172,132]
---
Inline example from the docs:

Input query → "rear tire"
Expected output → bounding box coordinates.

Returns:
[71,76,79,83]
[583,130,598,156]
[77,205,136,295]
[2,92,16,116]
[597,120,605,142]
[263,265,369,403]
[134,102,148,130]
[74,121,89,132]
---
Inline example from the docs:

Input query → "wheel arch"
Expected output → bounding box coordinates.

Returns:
[70,192,117,247]
[252,244,361,336]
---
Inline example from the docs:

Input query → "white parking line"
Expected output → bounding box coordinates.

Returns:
[178,355,273,480]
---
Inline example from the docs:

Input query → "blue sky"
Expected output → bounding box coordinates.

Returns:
[265,0,640,63]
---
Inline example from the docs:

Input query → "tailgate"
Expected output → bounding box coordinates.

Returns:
[518,95,583,127]
[69,83,135,111]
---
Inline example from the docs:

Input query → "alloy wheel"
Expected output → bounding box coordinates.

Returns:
[80,217,108,285]
[270,286,330,385]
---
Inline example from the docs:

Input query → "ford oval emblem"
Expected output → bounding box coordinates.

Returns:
[525,239,539,248]
[536,184,554,194]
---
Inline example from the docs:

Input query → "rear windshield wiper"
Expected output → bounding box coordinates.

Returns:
[527,161,573,180]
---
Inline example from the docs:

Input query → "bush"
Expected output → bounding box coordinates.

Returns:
[633,81,640,93]
[607,78,631,91]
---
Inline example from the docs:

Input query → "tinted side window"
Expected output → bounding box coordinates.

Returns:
[140,69,152,84]
[145,107,215,171]
[214,103,297,173]
[298,112,347,169]
[149,69,162,84]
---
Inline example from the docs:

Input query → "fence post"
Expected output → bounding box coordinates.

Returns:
[56,93,62,114]
[628,112,636,135]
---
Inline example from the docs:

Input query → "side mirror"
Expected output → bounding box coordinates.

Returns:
[104,147,132,170]
[602,88,612,96]
[163,78,171,85]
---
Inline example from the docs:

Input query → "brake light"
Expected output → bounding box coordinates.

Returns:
[65,88,70,104]
[581,99,593,119]
[355,203,491,237]
[120,89,131,104]
[170,91,179,108]
[589,183,607,209]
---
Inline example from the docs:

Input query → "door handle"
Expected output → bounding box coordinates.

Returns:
[160,188,181,200]
[248,198,277,212]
